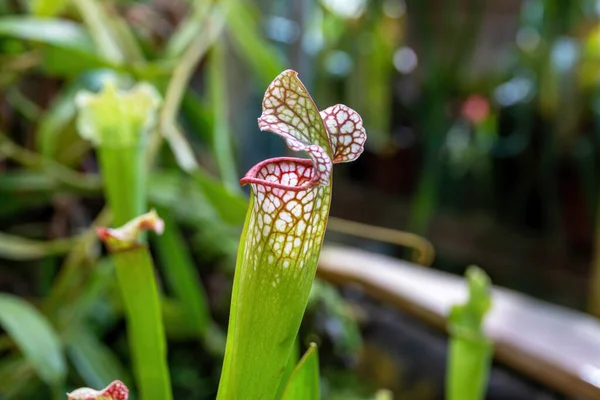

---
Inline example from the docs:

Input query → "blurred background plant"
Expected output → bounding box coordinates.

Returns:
[2,0,600,399]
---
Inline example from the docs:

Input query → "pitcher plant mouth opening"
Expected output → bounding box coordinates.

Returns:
[240,157,319,192]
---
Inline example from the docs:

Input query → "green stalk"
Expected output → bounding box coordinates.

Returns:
[152,210,215,341]
[98,144,145,226]
[280,343,319,400]
[75,81,172,400]
[208,41,239,192]
[112,247,170,399]
[72,0,124,63]
[216,70,366,400]
[446,266,493,400]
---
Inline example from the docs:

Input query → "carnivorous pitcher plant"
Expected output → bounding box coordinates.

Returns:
[216,69,366,399]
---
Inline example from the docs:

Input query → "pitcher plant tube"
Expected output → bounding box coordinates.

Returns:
[76,82,172,400]
[217,69,366,400]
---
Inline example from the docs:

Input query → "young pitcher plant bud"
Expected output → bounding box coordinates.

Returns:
[67,380,128,400]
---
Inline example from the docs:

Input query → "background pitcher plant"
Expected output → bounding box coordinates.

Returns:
[216,70,367,400]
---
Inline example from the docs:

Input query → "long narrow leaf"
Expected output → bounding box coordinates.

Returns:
[0,17,95,54]
[276,337,300,399]
[208,41,239,192]
[36,77,84,156]
[153,210,211,336]
[280,343,320,400]
[192,169,247,225]
[29,0,69,17]
[226,0,284,87]
[67,326,131,390]
[0,294,66,388]
[0,231,75,260]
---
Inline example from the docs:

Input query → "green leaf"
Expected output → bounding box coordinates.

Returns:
[0,17,96,54]
[208,41,239,192]
[67,327,131,390]
[0,293,66,387]
[112,247,173,400]
[41,46,113,78]
[0,356,37,399]
[0,231,75,260]
[276,337,300,399]
[30,0,69,17]
[153,210,212,336]
[192,169,247,225]
[280,343,320,400]
[36,78,84,157]
[181,89,214,144]
[148,171,240,260]
[226,0,285,87]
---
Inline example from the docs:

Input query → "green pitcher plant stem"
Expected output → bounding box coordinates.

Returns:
[75,81,172,400]
[96,211,170,400]
[216,70,366,400]
[446,266,493,400]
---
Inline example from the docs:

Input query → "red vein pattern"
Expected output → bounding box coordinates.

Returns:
[320,104,366,163]
[67,380,129,400]
[243,71,368,275]
[258,70,332,154]
[258,70,333,187]
[241,157,330,281]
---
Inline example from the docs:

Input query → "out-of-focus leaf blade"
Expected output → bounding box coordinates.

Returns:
[67,326,131,390]
[30,0,69,17]
[0,231,75,260]
[0,293,66,387]
[41,46,113,79]
[181,89,214,144]
[0,17,96,54]
[0,356,37,399]
[153,210,211,336]
[193,169,247,225]
[226,0,284,87]
[148,171,240,260]
[161,298,200,340]
[280,343,320,400]
[36,77,83,156]
[208,42,239,192]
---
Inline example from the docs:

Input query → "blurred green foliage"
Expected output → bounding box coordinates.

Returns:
[0,0,371,398]
[2,0,600,398]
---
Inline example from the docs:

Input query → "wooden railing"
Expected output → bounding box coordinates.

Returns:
[317,245,600,399]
